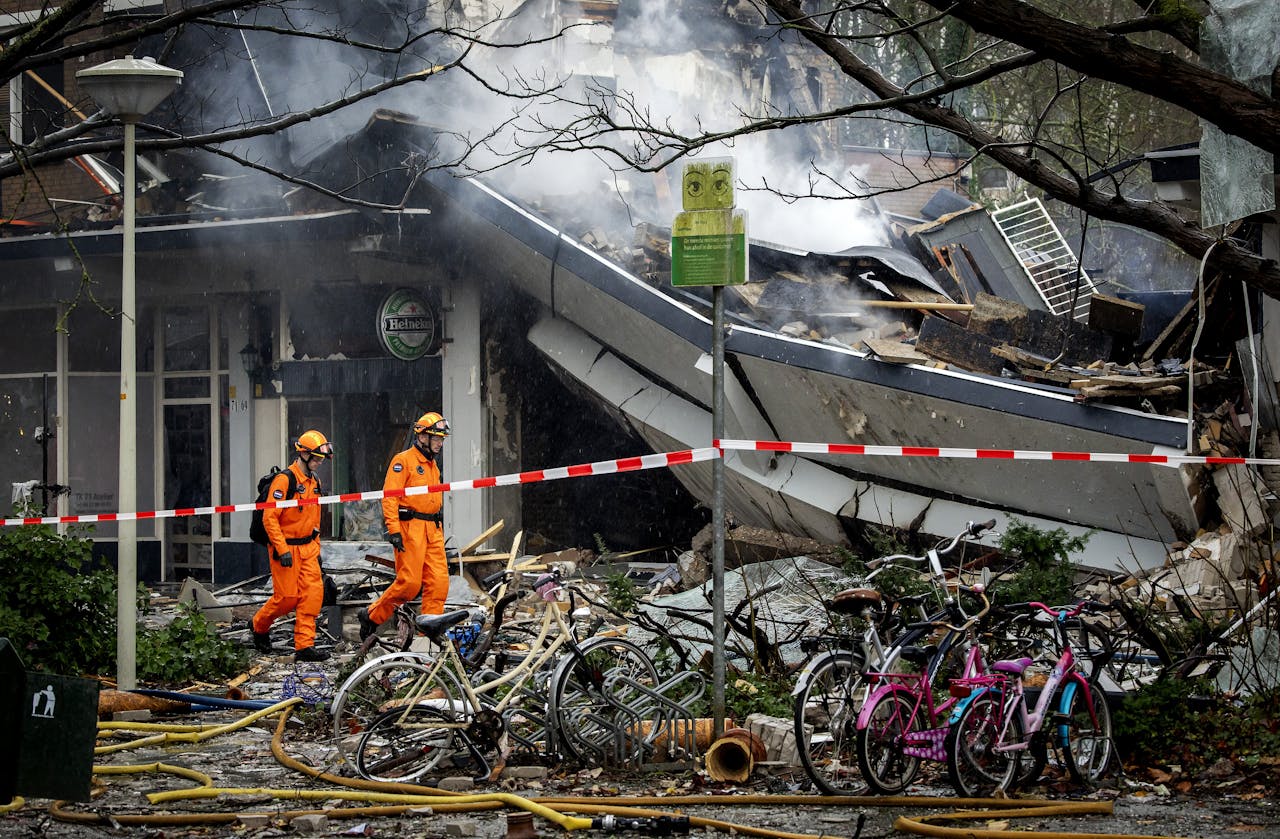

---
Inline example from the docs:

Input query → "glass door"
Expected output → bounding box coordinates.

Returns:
[161,305,216,582]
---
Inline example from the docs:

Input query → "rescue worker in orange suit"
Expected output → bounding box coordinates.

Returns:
[251,430,333,663]
[359,412,450,640]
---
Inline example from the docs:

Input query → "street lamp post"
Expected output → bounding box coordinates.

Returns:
[76,56,182,690]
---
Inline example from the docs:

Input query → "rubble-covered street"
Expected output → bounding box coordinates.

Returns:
[5,521,1276,839]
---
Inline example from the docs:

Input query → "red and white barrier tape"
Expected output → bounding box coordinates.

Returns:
[715,438,1280,466]
[1,446,720,528]
[6,438,1275,529]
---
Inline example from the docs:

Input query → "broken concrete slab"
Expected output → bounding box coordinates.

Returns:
[178,577,233,623]
[1213,463,1273,537]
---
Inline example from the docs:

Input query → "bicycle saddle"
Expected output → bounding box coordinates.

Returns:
[829,587,882,615]
[415,608,479,640]
[992,657,1034,674]
[898,644,938,666]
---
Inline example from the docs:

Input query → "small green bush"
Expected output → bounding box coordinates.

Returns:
[724,671,792,721]
[1114,678,1280,771]
[0,518,118,675]
[603,568,641,614]
[137,601,249,684]
[0,511,248,684]
[995,518,1091,605]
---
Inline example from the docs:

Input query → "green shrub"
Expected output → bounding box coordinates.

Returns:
[0,512,248,684]
[603,568,641,614]
[0,518,118,675]
[724,671,792,722]
[994,518,1090,605]
[137,601,250,684]
[1113,678,1280,772]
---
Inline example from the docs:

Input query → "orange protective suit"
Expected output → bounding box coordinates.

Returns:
[250,463,323,650]
[369,445,448,621]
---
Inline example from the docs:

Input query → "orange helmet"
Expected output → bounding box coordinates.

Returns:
[413,412,450,437]
[294,430,334,459]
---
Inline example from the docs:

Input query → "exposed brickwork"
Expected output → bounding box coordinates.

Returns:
[2,1,121,230]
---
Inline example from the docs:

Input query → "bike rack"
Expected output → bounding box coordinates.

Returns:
[603,670,707,764]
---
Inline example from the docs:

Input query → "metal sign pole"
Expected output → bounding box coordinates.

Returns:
[711,284,726,741]
[667,157,743,743]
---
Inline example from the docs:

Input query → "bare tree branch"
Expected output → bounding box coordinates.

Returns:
[914,0,1278,154]
[763,0,1280,295]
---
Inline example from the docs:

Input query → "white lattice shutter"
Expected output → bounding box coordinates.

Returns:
[991,198,1095,321]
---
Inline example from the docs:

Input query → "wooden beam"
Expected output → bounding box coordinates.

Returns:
[458,519,505,556]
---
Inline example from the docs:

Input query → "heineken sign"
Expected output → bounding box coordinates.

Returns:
[377,288,437,361]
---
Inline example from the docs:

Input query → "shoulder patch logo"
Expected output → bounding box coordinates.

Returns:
[272,489,284,499]
[392,463,404,473]
[416,466,424,474]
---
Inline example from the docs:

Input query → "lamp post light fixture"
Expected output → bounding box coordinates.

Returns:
[76,55,182,691]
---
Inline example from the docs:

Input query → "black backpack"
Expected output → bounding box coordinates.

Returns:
[249,466,319,547]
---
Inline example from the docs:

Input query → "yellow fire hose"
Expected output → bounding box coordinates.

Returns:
[34,699,1206,839]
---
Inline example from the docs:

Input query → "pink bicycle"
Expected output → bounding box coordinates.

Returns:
[944,600,1115,797]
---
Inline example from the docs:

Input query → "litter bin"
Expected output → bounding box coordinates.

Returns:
[0,638,99,803]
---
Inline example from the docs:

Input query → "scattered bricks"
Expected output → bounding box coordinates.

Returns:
[501,765,549,780]
[437,775,476,792]
[445,819,480,836]
[1229,579,1258,610]
[237,814,271,829]
[290,814,328,833]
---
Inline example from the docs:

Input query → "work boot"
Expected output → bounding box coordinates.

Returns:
[295,646,330,663]
[358,607,379,641]
[252,629,273,653]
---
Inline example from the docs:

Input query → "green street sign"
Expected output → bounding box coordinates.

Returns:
[670,208,748,287]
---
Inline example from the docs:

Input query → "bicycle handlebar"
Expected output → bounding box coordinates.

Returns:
[864,519,997,570]
[1012,600,1109,618]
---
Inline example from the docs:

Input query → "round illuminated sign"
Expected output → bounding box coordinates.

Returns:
[377,288,437,361]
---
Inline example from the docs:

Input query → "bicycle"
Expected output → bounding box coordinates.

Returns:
[343,567,661,783]
[853,581,994,793]
[329,547,569,769]
[791,519,997,794]
[944,600,1115,797]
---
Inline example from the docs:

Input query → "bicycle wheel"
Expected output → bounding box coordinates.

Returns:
[355,703,460,783]
[330,653,449,770]
[945,688,1022,798]
[856,689,923,794]
[549,637,659,766]
[793,651,868,794]
[1059,680,1112,787]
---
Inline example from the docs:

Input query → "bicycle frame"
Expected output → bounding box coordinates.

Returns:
[857,634,986,762]
[378,596,579,731]
[955,603,1103,760]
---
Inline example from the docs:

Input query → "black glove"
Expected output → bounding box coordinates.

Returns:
[275,551,293,568]
[388,533,405,552]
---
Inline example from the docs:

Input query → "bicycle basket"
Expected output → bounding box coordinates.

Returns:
[448,621,483,658]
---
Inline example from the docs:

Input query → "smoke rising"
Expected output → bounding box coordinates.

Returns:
[170,0,886,251]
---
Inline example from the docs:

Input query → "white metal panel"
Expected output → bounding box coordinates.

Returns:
[991,198,1095,321]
